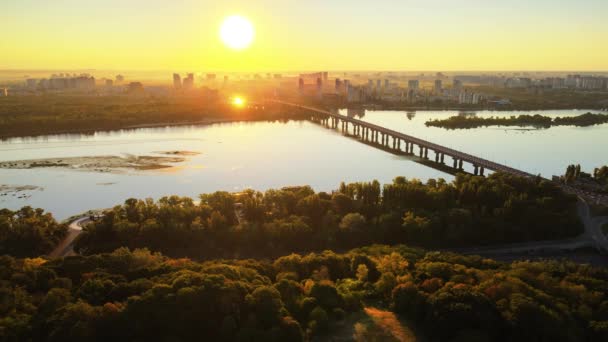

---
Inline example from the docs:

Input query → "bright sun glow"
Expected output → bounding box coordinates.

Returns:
[232,96,245,107]
[220,15,254,50]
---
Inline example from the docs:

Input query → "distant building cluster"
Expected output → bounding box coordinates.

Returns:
[295,72,486,105]
[454,73,608,90]
[173,73,204,91]
[26,74,95,91]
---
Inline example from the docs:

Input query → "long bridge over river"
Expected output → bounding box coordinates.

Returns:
[269,100,608,207]
[271,100,535,178]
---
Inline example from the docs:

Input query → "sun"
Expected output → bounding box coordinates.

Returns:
[220,15,254,50]
[232,96,246,107]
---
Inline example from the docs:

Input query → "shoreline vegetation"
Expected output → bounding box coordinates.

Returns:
[72,173,581,259]
[0,95,300,139]
[425,112,608,129]
[1,95,607,139]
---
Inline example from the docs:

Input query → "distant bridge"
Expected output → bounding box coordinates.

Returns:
[270,100,608,206]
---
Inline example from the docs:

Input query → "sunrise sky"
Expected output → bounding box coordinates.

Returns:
[2,0,607,71]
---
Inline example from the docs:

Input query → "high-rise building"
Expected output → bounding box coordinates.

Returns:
[316,77,323,99]
[453,79,463,92]
[335,78,342,92]
[384,79,390,89]
[173,73,182,90]
[183,73,194,90]
[26,79,38,89]
[127,82,144,94]
[434,80,443,94]
[408,80,420,90]
[298,78,304,94]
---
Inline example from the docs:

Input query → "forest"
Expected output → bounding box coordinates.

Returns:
[0,95,297,138]
[2,245,608,341]
[0,173,603,341]
[72,173,582,260]
[0,207,67,258]
[425,112,608,129]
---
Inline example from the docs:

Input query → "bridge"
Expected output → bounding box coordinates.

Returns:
[270,100,535,178]
[270,100,608,207]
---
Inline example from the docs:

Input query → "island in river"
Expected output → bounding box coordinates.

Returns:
[425,112,608,129]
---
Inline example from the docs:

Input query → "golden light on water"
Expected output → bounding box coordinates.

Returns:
[220,15,254,50]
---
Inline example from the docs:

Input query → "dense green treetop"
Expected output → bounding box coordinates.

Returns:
[74,173,582,259]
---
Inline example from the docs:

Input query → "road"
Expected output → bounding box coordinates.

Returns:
[453,199,608,256]
[48,216,90,258]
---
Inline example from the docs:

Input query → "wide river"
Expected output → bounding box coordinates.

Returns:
[0,109,606,219]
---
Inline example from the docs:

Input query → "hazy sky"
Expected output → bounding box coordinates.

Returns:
[2,0,607,71]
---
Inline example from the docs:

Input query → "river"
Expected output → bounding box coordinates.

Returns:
[0,109,606,219]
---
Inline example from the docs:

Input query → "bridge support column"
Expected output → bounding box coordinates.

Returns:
[435,152,439,163]
[480,167,485,176]
[419,146,424,157]
[453,158,458,168]
[474,165,479,175]
[440,154,445,164]
[459,160,464,170]
[424,148,429,159]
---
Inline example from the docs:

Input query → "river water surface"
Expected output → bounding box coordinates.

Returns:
[1,109,606,219]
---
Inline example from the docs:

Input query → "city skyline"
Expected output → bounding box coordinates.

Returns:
[2,0,608,71]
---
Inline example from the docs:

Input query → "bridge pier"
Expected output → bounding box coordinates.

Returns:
[424,148,429,159]
[474,165,479,175]
[459,160,464,170]
[480,166,485,176]
[440,153,445,164]
[453,158,458,168]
